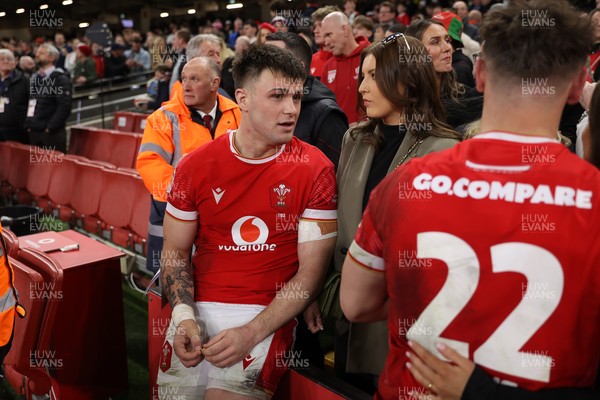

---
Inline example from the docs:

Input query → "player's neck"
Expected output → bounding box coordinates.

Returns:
[233,129,279,159]
[479,94,563,139]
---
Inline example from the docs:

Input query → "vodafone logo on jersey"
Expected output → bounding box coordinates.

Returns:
[218,216,277,252]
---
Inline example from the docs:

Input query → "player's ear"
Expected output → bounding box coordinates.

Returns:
[475,55,486,94]
[236,88,248,111]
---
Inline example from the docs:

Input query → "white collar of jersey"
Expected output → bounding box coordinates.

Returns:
[228,130,287,164]
[474,131,559,144]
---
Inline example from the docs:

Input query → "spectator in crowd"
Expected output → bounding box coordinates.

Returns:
[135,64,171,112]
[372,24,387,43]
[243,19,258,44]
[343,0,359,24]
[149,34,168,70]
[24,44,72,153]
[385,23,407,36]
[585,83,600,166]
[396,2,411,26]
[72,44,98,85]
[18,41,35,59]
[218,35,235,65]
[407,20,483,129]
[169,29,191,93]
[156,44,335,400]
[271,16,289,33]
[227,17,243,49]
[468,9,483,27]
[166,22,179,46]
[90,42,105,78]
[352,15,374,41]
[321,11,370,125]
[310,6,339,80]
[377,2,396,29]
[333,34,459,393]
[266,31,348,168]
[341,1,600,399]
[0,49,29,143]
[18,56,36,75]
[63,38,79,74]
[137,57,241,274]
[257,23,277,45]
[453,0,480,41]
[125,37,151,72]
[104,43,130,78]
[432,11,476,88]
[54,32,70,70]
[221,36,250,99]
[170,34,225,99]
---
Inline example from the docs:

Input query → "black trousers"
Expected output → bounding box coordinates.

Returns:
[27,127,67,153]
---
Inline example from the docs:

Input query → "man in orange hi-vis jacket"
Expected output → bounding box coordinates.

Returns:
[137,56,241,274]
[0,225,20,375]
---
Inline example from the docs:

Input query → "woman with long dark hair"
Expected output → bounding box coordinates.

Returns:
[332,33,461,392]
[406,19,483,130]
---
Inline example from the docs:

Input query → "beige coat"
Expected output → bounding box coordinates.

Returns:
[335,124,458,375]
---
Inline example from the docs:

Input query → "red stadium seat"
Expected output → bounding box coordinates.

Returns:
[86,129,115,163]
[98,168,138,248]
[26,149,65,212]
[67,126,92,157]
[131,174,150,255]
[113,111,136,132]
[133,113,148,133]
[46,156,81,222]
[4,247,64,397]
[0,141,12,200]
[1,227,19,257]
[70,160,106,233]
[6,143,32,203]
[110,132,142,168]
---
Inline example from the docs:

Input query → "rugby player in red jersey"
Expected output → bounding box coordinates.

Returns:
[341,1,600,399]
[156,44,337,400]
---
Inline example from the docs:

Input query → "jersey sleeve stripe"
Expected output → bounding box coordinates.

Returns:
[166,203,198,221]
[348,241,385,272]
[301,209,337,220]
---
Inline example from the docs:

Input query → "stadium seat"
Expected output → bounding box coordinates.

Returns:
[67,126,93,157]
[98,168,138,248]
[26,149,65,212]
[133,113,148,133]
[69,160,107,233]
[6,143,32,204]
[4,247,64,397]
[110,132,142,168]
[86,128,115,163]
[131,174,150,255]
[46,155,81,222]
[1,226,19,257]
[0,141,12,201]
[113,111,136,132]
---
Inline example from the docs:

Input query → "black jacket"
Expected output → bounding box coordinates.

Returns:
[24,68,72,132]
[295,76,348,169]
[453,50,475,89]
[104,54,129,78]
[0,69,29,142]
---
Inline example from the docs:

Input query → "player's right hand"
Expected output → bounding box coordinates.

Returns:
[174,319,204,367]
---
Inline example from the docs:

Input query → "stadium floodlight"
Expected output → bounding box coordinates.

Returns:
[226,3,243,9]
[160,12,169,18]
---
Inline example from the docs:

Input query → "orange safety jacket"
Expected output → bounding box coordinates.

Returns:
[0,225,18,347]
[137,90,241,202]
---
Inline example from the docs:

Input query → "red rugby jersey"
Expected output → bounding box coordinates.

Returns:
[350,132,600,398]
[167,131,337,306]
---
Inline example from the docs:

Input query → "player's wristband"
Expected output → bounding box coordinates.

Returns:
[172,304,195,327]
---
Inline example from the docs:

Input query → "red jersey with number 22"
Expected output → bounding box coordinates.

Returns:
[166,131,337,306]
[349,132,600,399]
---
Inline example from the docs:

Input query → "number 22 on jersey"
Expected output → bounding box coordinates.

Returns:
[406,232,563,383]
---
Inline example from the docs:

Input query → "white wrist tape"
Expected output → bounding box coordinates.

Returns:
[298,220,337,243]
[172,304,196,327]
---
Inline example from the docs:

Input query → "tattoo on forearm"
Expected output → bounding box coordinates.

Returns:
[161,251,194,307]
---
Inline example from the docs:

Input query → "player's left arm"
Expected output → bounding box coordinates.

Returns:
[202,219,337,368]
[340,246,388,322]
